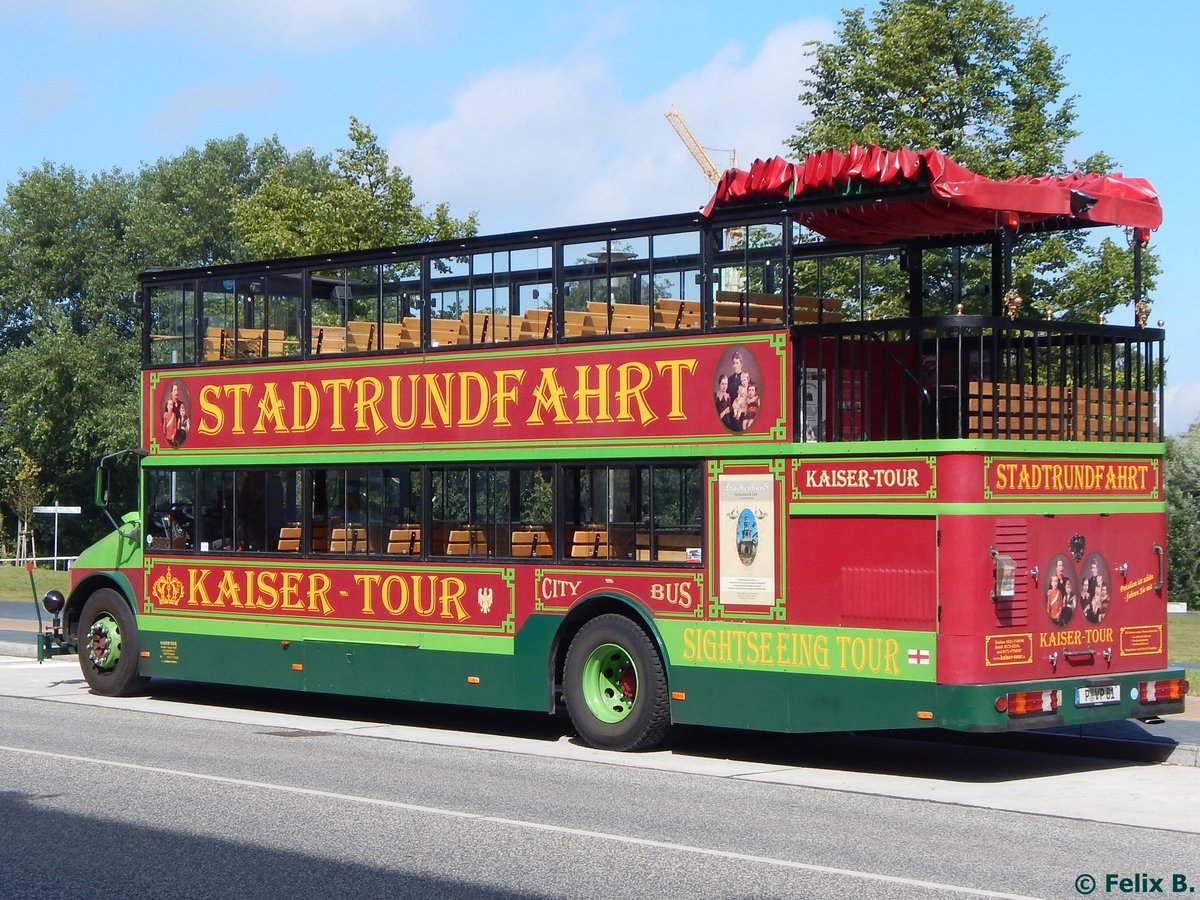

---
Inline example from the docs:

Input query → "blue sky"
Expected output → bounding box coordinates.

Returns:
[1,0,1196,431]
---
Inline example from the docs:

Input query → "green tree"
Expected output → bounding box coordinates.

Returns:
[0,448,43,562]
[0,163,136,347]
[0,317,139,552]
[234,117,477,258]
[1166,424,1200,610]
[787,0,1158,320]
[128,134,327,269]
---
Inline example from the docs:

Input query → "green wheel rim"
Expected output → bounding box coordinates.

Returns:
[580,642,637,724]
[87,613,123,671]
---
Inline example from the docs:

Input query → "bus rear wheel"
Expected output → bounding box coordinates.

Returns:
[78,589,149,697]
[564,614,669,751]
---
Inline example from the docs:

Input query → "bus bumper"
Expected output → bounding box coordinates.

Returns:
[935,668,1188,732]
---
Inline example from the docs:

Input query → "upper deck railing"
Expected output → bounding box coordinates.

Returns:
[795,315,1163,444]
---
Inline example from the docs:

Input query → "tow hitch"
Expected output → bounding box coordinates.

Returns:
[28,563,73,662]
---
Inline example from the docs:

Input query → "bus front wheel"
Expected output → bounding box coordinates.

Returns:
[78,589,149,697]
[564,614,670,751]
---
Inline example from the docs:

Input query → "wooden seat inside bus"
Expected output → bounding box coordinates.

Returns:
[570,528,609,559]
[653,298,701,330]
[329,525,368,553]
[346,320,376,352]
[446,527,488,556]
[312,325,347,355]
[510,528,553,558]
[277,525,301,553]
[714,291,785,326]
[310,521,329,552]
[636,532,701,562]
[386,525,421,555]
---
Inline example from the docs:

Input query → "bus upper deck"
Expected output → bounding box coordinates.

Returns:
[142,144,1164,446]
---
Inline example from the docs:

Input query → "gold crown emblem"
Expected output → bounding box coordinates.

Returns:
[151,568,185,607]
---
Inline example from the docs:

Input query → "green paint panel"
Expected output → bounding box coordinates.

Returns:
[668,665,937,733]
[139,630,547,711]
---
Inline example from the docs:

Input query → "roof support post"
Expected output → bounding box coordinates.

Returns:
[903,246,922,318]
[990,226,1015,315]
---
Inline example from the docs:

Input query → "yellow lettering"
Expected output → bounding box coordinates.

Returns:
[527,368,571,425]
[196,385,223,436]
[655,358,697,421]
[252,383,288,434]
[355,377,386,434]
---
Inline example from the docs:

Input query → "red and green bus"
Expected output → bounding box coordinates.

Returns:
[58,144,1186,750]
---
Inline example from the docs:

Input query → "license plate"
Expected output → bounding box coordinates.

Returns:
[1075,684,1119,707]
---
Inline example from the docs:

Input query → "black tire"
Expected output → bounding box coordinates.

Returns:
[78,588,150,697]
[563,614,670,751]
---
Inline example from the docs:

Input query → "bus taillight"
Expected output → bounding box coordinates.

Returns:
[1138,679,1189,703]
[1001,690,1060,716]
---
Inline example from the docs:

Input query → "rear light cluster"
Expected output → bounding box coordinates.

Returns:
[995,690,1060,716]
[1138,679,1189,703]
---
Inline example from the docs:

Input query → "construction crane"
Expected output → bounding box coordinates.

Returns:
[664,105,735,185]
[664,106,743,291]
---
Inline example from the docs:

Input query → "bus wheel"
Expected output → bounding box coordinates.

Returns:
[78,589,149,697]
[564,614,669,751]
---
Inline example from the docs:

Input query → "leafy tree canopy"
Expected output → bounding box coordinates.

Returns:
[0,117,475,553]
[787,0,1158,321]
[1166,424,1200,609]
[233,116,478,258]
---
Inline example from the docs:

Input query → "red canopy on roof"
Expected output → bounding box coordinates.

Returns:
[701,144,1162,243]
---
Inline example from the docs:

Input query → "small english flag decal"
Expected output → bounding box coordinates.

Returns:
[908,648,930,665]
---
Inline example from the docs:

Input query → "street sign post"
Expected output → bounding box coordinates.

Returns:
[32,502,82,569]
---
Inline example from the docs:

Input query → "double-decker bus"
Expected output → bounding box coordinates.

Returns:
[58,144,1185,750]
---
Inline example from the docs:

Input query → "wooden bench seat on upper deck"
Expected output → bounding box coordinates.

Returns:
[653,298,701,330]
[714,291,843,326]
[311,325,347,355]
[967,381,1157,442]
[520,308,555,341]
[346,320,376,352]
[586,302,653,334]
[967,381,1073,440]
[1074,387,1156,442]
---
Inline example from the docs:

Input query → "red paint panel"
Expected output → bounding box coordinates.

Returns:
[938,512,1169,684]
[145,560,515,632]
[144,334,787,454]
[787,517,936,629]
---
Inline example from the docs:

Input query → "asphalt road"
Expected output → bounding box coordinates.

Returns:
[2,657,1199,899]
[5,598,1198,762]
